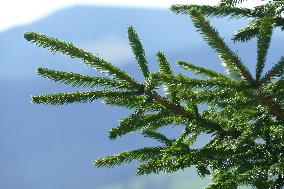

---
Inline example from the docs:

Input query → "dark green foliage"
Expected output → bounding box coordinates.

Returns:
[37,67,132,89]
[188,8,254,82]
[157,52,179,103]
[260,57,284,85]
[24,32,140,88]
[142,130,174,146]
[157,51,172,75]
[232,20,259,42]
[178,61,229,79]
[95,147,165,168]
[172,1,284,43]
[128,26,149,78]
[220,0,249,7]
[25,1,284,189]
[256,11,274,81]
[171,4,254,18]
[32,90,139,105]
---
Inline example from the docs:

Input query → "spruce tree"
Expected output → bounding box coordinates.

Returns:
[24,1,284,188]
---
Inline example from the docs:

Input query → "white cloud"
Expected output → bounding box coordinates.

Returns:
[0,0,267,32]
[80,35,133,65]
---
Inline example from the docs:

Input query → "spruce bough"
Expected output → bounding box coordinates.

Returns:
[25,1,284,188]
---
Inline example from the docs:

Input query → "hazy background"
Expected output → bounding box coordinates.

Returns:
[0,1,281,189]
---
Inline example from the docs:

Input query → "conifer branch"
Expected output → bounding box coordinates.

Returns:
[108,110,170,139]
[178,61,229,79]
[136,150,197,175]
[24,32,140,88]
[253,2,284,18]
[220,0,249,7]
[32,90,139,105]
[173,126,192,144]
[256,13,274,81]
[103,95,162,110]
[178,89,233,104]
[147,90,194,117]
[260,57,284,86]
[145,89,232,135]
[128,26,150,78]
[142,130,174,146]
[184,130,200,146]
[148,117,190,131]
[232,20,259,42]
[109,107,144,139]
[94,147,164,168]
[157,52,179,103]
[177,73,242,89]
[157,52,173,75]
[188,8,254,83]
[258,91,284,121]
[37,67,132,89]
[152,92,235,135]
[152,72,243,90]
[171,4,254,19]
[26,1,284,186]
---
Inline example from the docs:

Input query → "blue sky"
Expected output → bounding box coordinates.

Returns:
[0,0,266,32]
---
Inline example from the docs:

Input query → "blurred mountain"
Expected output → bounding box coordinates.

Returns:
[0,5,282,189]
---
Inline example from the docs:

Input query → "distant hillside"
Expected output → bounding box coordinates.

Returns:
[0,5,282,189]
